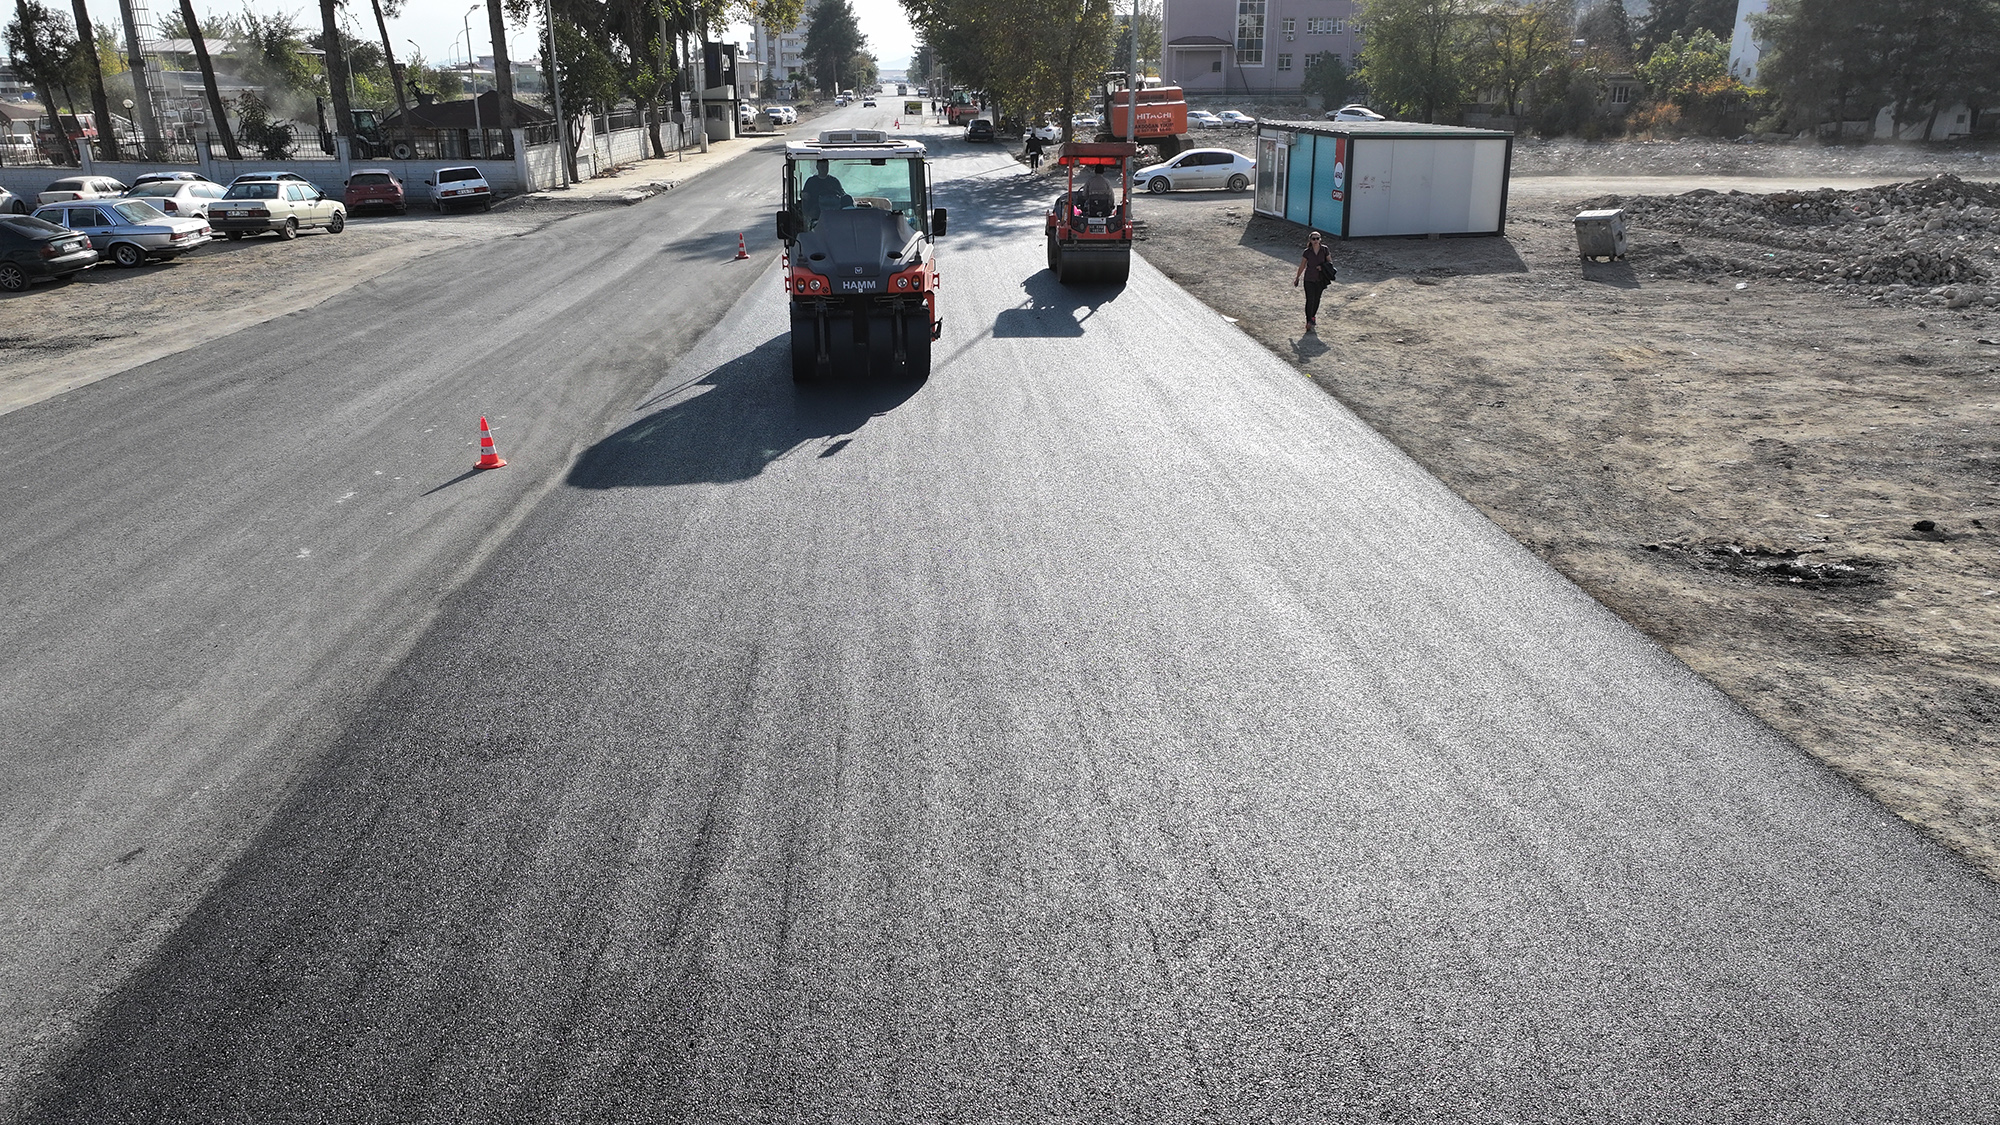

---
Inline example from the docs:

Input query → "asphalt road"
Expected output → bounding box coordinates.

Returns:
[7,113,2000,1122]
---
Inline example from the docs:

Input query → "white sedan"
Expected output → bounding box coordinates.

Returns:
[1215,110,1256,127]
[1328,104,1387,122]
[1131,148,1256,194]
[1186,110,1223,129]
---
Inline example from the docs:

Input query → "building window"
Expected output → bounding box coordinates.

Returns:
[1213,60,1223,71]
[1282,17,1295,35]
[1609,84,1631,104]
[1277,53,1292,70]
[1236,0,1265,65]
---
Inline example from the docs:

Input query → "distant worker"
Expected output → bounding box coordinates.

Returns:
[1079,163,1116,216]
[1025,133,1044,172]
[801,159,850,225]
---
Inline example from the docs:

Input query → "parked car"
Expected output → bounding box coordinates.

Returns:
[0,214,98,290]
[209,180,346,239]
[738,103,758,127]
[1072,114,1101,131]
[229,171,313,186]
[965,118,997,142]
[835,94,850,106]
[342,168,407,215]
[1327,104,1386,122]
[131,171,217,186]
[1031,120,1063,142]
[38,176,129,205]
[861,95,877,107]
[1214,110,1256,128]
[1186,110,1223,129]
[119,179,228,218]
[0,186,27,215]
[1131,148,1256,194]
[426,165,491,212]
[32,199,211,266]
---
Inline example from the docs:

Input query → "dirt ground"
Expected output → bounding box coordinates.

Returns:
[1132,135,2000,879]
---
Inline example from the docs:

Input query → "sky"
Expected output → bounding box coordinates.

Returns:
[77,0,917,74]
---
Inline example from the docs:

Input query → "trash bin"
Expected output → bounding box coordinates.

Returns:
[1575,208,1627,261]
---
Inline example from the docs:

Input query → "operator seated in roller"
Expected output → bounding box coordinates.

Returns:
[801,160,852,227]
[1079,164,1116,218]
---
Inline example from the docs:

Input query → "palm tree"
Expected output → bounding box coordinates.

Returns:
[177,0,240,159]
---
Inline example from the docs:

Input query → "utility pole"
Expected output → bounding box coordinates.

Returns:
[113,0,164,157]
[545,0,570,186]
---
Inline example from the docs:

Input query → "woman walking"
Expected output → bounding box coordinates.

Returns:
[1292,231,1336,331]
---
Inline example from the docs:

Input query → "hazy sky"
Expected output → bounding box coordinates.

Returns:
[85,0,917,72]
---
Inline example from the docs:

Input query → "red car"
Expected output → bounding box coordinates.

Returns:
[342,168,406,215]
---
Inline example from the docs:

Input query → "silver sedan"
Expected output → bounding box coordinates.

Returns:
[32,199,212,266]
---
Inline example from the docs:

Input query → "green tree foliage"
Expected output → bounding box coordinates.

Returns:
[804,0,865,94]
[908,42,934,82]
[904,0,1113,132]
[1573,0,1632,66]
[234,90,295,157]
[1634,0,1736,57]
[1756,0,2000,138]
[552,17,621,111]
[5,0,87,129]
[1111,0,1161,74]
[1357,0,1477,122]
[1299,50,1357,106]
[1634,27,1752,131]
[1470,0,1574,116]
[846,49,879,90]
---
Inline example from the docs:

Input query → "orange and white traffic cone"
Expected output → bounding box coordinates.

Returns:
[734,232,749,260]
[893,117,901,130]
[474,415,506,470]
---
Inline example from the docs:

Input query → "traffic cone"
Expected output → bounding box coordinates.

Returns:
[893,117,901,130]
[474,416,506,470]
[734,232,749,260]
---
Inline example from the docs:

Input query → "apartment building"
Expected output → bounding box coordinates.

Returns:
[1164,0,1364,96]
[747,19,808,98]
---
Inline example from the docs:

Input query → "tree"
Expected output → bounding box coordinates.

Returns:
[1755,0,2000,140]
[804,0,865,95]
[1635,0,1737,58]
[318,0,354,151]
[1470,0,1574,117]
[1112,0,1160,75]
[5,0,85,162]
[68,0,118,159]
[1634,28,1751,132]
[1574,0,1633,66]
[1300,51,1357,107]
[178,0,241,158]
[1357,0,1478,123]
[485,0,515,137]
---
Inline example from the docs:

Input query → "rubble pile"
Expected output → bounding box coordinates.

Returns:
[1596,174,2000,305]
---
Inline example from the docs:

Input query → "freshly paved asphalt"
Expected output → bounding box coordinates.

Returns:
[6,113,2000,1122]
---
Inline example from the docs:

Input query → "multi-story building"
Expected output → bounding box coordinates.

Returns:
[1164,0,1364,97]
[747,19,808,98]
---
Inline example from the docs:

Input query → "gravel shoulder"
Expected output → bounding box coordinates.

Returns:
[1131,136,2000,878]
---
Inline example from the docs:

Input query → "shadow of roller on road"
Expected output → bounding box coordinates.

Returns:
[564,336,924,489]
[992,268,1120,338]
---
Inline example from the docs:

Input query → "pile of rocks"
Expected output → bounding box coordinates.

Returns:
[1598,174,2000,306]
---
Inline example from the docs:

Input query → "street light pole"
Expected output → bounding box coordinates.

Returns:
[462,4,482,154]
